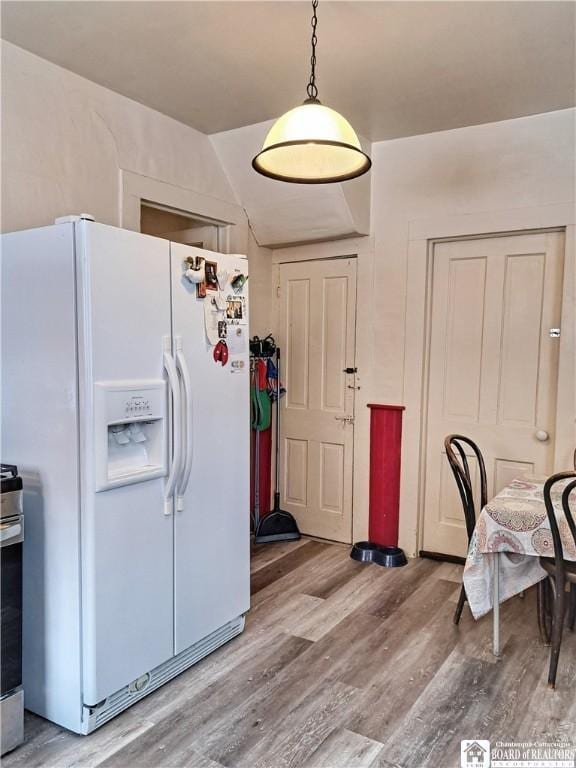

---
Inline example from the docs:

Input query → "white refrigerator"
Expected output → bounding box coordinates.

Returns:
[1,217,250,733]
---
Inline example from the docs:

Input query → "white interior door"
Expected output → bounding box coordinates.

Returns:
[278,258,357,543]
[422,231,564,557]
[170,243,250,655]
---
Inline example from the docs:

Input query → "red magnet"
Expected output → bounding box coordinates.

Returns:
[213,339,229,366]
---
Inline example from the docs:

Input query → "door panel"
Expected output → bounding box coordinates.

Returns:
[279,258,357,543]
[286,279,310,409]
[498,253,545,425]
[320,442,345,513]
[443,255,487,422]
[322,277,349,411]
[170,244,250,655]
[286,438,308,507]
[78,223,174,703]
[494,458,535,493]
[423,232,564,557]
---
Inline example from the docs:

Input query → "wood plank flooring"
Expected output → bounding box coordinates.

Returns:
[6,540,576,768]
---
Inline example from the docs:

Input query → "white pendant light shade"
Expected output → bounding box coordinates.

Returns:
[252,101,371,183]
[253,0,371,184]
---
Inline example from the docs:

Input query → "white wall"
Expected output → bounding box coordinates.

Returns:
[1,42,275,338]
[246,228,273,337]
[1,41,237,231]
[273,108,575,550]
[370,108,575,404]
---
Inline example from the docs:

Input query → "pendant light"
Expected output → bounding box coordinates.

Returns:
[252,0,371,184]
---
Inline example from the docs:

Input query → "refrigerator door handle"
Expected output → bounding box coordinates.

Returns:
[163,338,182,515]
[175,346,193,511]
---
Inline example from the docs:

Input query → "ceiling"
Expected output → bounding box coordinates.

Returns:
[2,1,574,141]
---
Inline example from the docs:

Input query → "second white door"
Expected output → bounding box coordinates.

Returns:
[278,258,357,543]
[422,231,564,557]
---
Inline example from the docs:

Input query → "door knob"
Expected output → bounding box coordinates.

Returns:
[335,415,354,424]
[535,430,549,442]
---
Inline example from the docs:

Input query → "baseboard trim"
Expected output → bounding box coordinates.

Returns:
[419,550,466,566]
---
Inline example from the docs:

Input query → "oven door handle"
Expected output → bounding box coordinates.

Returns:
[0,518,23,546]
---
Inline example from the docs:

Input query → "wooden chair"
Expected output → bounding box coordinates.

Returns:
[444,435,487,625]
[536,471,576,688]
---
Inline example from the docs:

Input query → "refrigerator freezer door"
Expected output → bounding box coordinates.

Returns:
[170,243,250,655]
[76,222,175,704]
[2,223,84,731]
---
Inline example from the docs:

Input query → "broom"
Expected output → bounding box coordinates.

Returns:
[254,348,301,544]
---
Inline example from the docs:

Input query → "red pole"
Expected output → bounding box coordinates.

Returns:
[367,404,405,547]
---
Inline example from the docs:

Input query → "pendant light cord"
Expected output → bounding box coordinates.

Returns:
[306,0,319,101]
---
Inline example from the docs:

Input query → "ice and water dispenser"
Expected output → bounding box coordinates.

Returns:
[94,381,167,491]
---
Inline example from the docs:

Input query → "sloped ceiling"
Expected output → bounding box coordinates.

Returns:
[211,121,371,247]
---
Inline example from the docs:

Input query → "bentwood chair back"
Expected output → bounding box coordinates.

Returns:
[444,435,488,624]
[445,435,488,542]
[539,472,576,688]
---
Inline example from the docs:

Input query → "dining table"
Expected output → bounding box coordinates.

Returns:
[462,474,576,656]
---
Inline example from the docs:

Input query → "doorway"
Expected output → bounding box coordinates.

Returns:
[421,231,565,558]
[140,202,223,252]
[277,257,358,543]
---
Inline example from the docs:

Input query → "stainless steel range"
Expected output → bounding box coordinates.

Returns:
[1,464,24,755]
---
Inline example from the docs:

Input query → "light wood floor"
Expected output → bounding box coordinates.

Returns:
[6,540,576,768]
